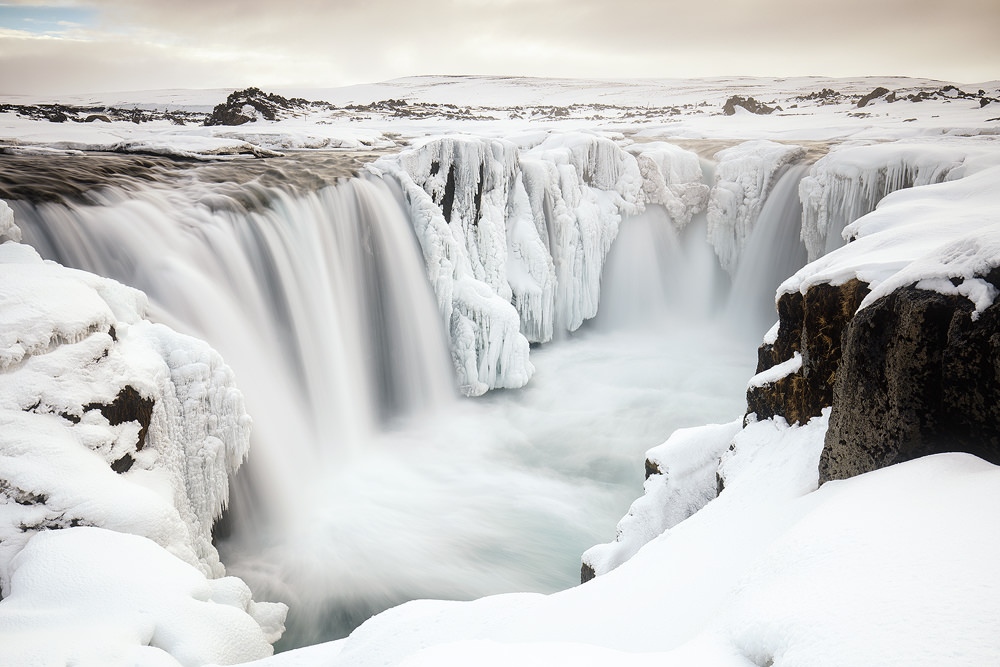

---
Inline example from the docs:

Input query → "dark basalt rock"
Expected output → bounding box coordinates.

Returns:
[722,95,777,116]
[857,87,893,107]
[204,87,313,126]
[820,275,1000,482]
[84,385,154,452]
[747,279,870,425]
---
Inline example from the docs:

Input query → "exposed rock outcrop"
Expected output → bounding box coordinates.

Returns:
[722,95,777,115]
[747,279,869,426]
[820,276,1000,482]
[204,87,318,126]
[857,87,894,107]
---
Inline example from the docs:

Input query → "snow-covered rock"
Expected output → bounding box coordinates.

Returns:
[0,200,19,244]
[797,139,999,261]
[707,140,806,274]
[0,214,285,663]
[581,420,741,580]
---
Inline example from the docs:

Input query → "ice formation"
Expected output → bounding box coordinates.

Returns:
[373,133,707,395]
[797,139,993,261]
[783,164,1000,317]
[707,140,806,275]
[581,420,742,578]
[0,216,285,663]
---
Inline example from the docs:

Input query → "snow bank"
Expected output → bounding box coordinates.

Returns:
[0,527,285,666]
[0,212,284,663]
[782,164,1000,318]
[582,420,741,578]
[707,140,806,274]
[373,133,706,394]
[797,138,1000,261]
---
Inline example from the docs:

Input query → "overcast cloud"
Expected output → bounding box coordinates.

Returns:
[0,0,997,95]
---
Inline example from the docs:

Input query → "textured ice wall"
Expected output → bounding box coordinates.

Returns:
[707,140,806,275]
[0,214,284,662]
[374,134,707,395]
[798,140,978,261]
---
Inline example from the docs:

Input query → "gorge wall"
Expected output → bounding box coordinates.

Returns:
[748,158,1000,483]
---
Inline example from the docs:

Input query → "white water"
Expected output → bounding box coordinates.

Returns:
[726,163,810,339]
[7,155,785,649]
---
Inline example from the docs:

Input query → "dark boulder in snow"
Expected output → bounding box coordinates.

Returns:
[820,276,1000,482]
[857,87,893,107]
[722,96,777,115]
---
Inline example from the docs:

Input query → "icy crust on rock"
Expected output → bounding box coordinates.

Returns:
[0,231,283,663]
[707,140,806,274]
[797,139,997,261]
[0,200,20,244]
[373,133,706,394]
[372,136,536,396]
[782,164,1000,318]
[582,420,742,578]
[628,142,710,229]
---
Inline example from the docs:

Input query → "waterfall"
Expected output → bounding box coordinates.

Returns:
[725,163,810,339]
[3,147,793,649]
[596,206,726,330]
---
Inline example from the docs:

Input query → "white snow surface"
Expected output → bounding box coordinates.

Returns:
[255,414,1000,666]
[1,527,285,666]
[782,163,1000,318]
[0,227,284,663]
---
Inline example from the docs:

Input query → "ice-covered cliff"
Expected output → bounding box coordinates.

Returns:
[0,207,286,665]
[373,133,708,395]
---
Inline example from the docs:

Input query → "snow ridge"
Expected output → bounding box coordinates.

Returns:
[374,133,707,394]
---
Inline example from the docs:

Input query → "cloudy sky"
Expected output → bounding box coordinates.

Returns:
[0,0,997,96]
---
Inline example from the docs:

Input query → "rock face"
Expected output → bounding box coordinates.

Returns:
[820,276,1000,482]
[747,279,870,426]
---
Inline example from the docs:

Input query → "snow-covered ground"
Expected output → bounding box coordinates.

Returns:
[1,75,998,157]
[2,75,1000,666]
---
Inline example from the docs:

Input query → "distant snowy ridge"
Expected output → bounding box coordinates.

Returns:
[372,133,707,394]
[0,209,285,664]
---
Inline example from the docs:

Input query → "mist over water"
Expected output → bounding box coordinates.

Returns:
[4,152,802,649]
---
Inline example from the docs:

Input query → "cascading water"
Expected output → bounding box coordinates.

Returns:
[725,163,810,339]
[0,146,799,649]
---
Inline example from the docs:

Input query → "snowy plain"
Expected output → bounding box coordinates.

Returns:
[1,75,1000,666]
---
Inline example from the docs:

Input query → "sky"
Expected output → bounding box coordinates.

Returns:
[0,0,997,96]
